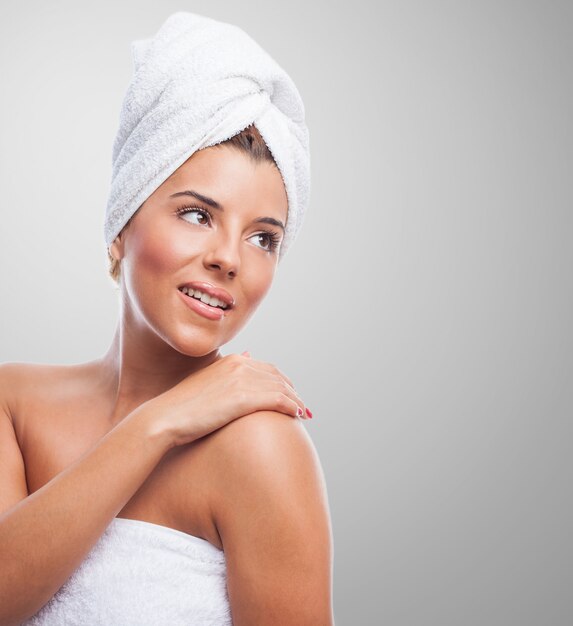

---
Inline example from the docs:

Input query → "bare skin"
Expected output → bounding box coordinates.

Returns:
[0,145,334,625]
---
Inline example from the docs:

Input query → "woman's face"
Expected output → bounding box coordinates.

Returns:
[110,144,288,356]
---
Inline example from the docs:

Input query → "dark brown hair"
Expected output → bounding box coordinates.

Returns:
[108,124,277,283]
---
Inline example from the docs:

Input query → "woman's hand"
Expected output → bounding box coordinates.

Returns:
[146,353,308,447]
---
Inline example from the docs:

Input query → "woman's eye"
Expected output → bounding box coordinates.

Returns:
[177,207,211,225]
[249,232,281,252]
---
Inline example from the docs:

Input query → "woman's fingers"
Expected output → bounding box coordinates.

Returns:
[235,353,305,417]
[154,353,313,449]
[273,366,296,392]
[265,379,307,419]
[281,379,307,417]
[237,354,296,390]
[261,391,306,419]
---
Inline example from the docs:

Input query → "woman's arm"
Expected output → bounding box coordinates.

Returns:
[0,364,173,625]
[0,355,306,625]
[209,410,335,626]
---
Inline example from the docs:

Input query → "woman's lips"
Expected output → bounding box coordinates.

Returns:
[177,288,228,320]
[177,281,235,309]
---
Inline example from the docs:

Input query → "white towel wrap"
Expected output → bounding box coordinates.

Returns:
[104,11,311,260]
[21,517,232,625]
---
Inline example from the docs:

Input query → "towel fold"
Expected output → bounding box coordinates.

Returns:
[104,11,310,260]
[22,517,232,625]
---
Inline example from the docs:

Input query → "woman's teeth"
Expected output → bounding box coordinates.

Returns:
[180,287,228,309]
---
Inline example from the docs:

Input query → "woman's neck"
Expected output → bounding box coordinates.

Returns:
[97,323,221,425]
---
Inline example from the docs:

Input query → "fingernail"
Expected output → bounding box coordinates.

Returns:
[305,408,313,419]
[296,407,303,418]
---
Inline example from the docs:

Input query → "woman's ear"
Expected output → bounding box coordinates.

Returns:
[109,232,125,262]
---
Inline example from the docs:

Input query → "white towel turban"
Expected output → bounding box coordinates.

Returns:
[104,11,311,260]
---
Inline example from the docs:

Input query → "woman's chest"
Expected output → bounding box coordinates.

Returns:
[14,388,223,549]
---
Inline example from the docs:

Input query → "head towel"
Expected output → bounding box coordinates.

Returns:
[104,11,310,260]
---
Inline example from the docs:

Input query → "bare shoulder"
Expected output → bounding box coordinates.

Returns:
[0,361,84,385]
[0,362,54,408]
[0,361,40,383]
[0,360,98,423]
[204,411,325,504]
[0,362,74,510]
[205,411,334,624]
[208,410,322,473]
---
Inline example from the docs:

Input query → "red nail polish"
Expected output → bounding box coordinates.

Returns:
[305,408,313,419]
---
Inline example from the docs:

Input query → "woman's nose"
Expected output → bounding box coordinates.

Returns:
[203,232,240,277]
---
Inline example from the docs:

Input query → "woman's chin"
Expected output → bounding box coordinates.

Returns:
[165,328,226,359]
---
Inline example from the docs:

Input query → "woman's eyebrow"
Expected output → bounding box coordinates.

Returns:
[254,217,285,231]
[170,189,222,209]
[170,189,285,231]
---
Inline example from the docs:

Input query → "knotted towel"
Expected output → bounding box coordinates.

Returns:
[104,11,311,260]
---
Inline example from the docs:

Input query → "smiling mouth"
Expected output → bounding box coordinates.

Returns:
[178,286,230,310]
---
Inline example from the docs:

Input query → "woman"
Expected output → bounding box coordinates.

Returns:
[0,12,333,626]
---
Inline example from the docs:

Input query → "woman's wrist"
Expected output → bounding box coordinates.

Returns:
[128,400,179,454]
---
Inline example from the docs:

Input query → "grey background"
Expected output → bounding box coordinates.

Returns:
[1,1,572,624]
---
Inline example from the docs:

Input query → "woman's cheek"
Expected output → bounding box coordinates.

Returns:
[245,263,276,306]
[138,229,193,273]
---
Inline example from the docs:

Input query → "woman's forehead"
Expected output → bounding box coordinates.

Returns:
[159,147,288,219]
